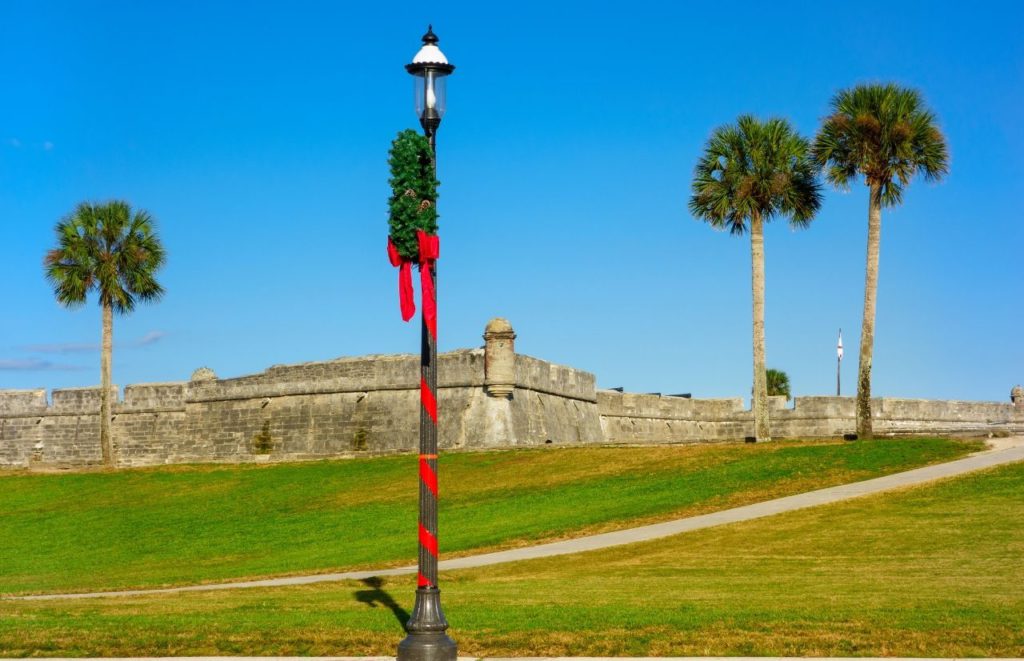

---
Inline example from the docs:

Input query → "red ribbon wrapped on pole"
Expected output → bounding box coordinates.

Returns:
[387,230,439,337]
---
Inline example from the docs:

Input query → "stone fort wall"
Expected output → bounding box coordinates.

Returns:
[1,319,1021,468]
[598,391,1024,444]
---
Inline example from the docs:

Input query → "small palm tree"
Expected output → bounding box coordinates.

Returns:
[812,84,948,439]
[45,201,166,466]
[690,116,822,442]
[766,368,791,401]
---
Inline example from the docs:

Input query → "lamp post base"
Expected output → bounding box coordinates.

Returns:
[397,587,457,661]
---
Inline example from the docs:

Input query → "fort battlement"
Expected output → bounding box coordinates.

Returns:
[1,319,1020,468]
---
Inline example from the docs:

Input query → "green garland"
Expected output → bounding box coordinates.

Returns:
[388,129,439,262]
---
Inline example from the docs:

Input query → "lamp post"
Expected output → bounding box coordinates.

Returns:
[836,329,843,397]
[397,25,457,661]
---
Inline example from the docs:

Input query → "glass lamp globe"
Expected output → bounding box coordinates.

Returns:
[406,25,455,128]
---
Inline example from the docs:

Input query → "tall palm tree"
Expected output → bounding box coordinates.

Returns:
[812,84,948,439]
[45,201,166,466]
[690,116,821,442]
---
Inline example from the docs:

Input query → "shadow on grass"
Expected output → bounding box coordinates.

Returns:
[354,577,410,628]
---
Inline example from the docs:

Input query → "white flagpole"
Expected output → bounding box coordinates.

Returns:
[837,329,843,396]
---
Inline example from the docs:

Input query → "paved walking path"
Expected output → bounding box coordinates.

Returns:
[11,438,1024,602]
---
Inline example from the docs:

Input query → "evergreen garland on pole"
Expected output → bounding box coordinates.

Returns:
[388,129,439,261]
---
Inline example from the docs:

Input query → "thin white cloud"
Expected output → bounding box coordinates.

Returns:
[20,341,97,354]
[21,331,168,354]
[0,359,87,372]
[43,141,54,151]
[7,138,21,148]
[135,330,166,347]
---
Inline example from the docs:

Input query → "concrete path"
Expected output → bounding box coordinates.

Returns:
[10,438,1024,602]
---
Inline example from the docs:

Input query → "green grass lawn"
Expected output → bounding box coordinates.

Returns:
[0,437,977,596]
[2,457,1020,658]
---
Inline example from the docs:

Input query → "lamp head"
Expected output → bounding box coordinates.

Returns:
[406,25,455,128]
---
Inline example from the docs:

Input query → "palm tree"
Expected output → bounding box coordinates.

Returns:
[766,368,792,401]
[690,116,822,442]
[45,201,166,466]
[812,84,948,439]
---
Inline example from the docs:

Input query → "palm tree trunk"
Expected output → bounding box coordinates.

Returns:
[100,301,114,466]
[856,183,883,439]
[750,212,770,442]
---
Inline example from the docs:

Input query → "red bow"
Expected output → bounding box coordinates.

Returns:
[387,237,415,322]
[417,230,439,339]
[387,231,439,338]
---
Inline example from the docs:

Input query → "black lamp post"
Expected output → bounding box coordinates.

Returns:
[396,25,457,661]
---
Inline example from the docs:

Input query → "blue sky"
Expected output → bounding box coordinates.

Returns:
[1,0,1021,402]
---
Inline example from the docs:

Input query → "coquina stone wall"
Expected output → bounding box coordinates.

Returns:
[598,391,1024,444]
[0,329,602,468]
[1,319,1020,468]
